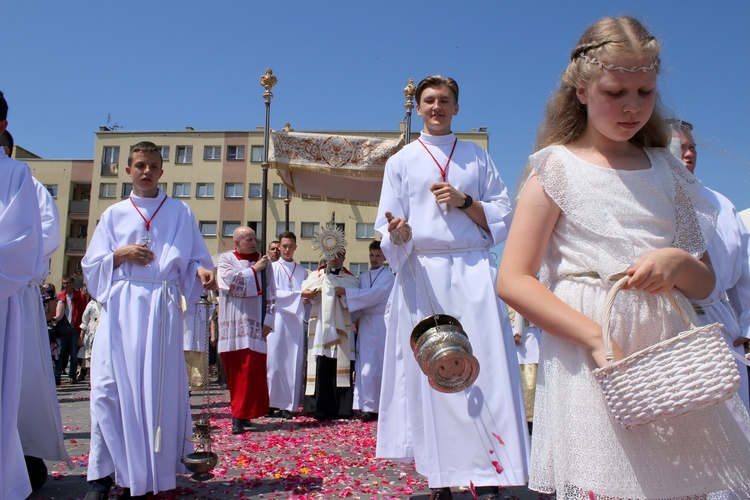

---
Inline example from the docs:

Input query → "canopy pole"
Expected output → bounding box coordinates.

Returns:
[259,68,277,320]
[403,78,415,145]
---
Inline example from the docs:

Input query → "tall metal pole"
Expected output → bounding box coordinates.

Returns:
[259,68,277,319]
[403,78,415,145]
[282,122,293,230]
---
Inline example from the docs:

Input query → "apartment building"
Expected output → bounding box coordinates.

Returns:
[23,127,489,289]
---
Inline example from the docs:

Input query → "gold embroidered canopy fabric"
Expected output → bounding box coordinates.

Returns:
[269,130,403,206]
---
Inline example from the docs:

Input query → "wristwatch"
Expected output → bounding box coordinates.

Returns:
[458,193,473,210]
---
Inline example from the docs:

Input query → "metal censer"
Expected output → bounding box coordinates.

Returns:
[410,314,480,393]
[182,293,218,481]
[391,223,480,392]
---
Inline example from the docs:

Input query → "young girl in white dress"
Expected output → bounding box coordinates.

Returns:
[497,16,750,499]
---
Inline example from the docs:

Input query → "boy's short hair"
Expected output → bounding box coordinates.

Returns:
[415,75,459,104]
[0,130,13,153]
[369,240,382,252]
[0,91,8,121]
[128,141,163,167]
[278,231,297,243]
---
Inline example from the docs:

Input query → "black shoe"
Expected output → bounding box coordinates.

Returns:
[360,412,378,422]
[241,419,254,429]
[277,410,292,420]
[475,485,501,498]
[231,421,245,434]
[24,456,48,492]
[69,378,78,385]
[266,407,278,417]
[83,492,109,500]
[430,487,453,500]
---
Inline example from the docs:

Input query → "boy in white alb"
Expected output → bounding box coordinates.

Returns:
[336,240,394,421]
[267,231,309,418]
[82,142,215,499]
[375,75,529,499]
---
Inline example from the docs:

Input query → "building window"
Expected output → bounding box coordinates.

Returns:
[157,182,167,193]
[176,146,193,164]
[356,223,375,239]
[173,183,191,198]
[223,221,240,237]
[204,146,221,160]
[248,183,262,198]
[199,221,217,237]
[99,183,117,198]
[196,183,214,198]
[272,183,288,198]
[349,262,368,275]
[157,146,170,161]
[45,184,58,198]
[301,222,320,238]
[334,223,345,234]
[101,146,120,176]
[227,145,245,160]
[224,183,243,198]
[247,221,263,247]
[301,261,320,272]
[275,221,295,237]
[122,183,133,198]
[250,145,264,163]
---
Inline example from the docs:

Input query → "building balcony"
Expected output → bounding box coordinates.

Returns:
[65,237,87,253]
[69,200,90,214]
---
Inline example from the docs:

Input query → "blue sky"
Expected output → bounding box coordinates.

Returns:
[4,1,749,209]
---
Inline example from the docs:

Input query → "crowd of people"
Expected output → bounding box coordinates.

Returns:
[1,14,750,500]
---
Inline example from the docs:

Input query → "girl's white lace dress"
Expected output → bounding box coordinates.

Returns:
[528,145,750,499]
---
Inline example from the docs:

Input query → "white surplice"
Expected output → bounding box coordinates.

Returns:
[0,154,43,500]
[302,268,359,393]
[17,176,72,466]
[346,266,394,412]
[217,252,276,355]
[691,186,750,411]
[267,259,308,410]
[82,192,212,495]
[375,132,529,488]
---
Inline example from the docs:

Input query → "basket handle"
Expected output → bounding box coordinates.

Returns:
[602,275,695,366]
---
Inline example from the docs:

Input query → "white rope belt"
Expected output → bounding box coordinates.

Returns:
[414,246,489,256]
[115,276,180,454]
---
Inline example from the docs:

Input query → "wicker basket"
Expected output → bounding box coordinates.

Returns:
[592,276,740,430]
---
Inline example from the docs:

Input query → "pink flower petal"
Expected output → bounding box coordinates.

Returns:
[491,460,504,474]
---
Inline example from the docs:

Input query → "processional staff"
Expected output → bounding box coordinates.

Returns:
[403,78,415,145]
[259,67,277,320]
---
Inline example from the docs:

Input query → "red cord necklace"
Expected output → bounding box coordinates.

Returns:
[417,137,457,182]
[130,194,167,248]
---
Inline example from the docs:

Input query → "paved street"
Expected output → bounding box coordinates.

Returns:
[32,381,552,500]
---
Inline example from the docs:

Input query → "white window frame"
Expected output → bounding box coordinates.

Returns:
[356,223,375,239]
[301,222,320,238]
[224,183,243,198]
[172,183,191,198]
[272,183,288,199]
[223,221,240,237]
[227,145,245,160]
[45,184,58,198]
[204,146,221,160]
[121,183,133,198]
[157,146,170,161]
[199,221,217,237]
[101,146,120,176]
[196,183,214,198]
[99,183,117,198]
[176,146,193,164]
[275,221,295,237]
[250,145,264,163]
[157,182,167,193]
[248,183,262,198]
